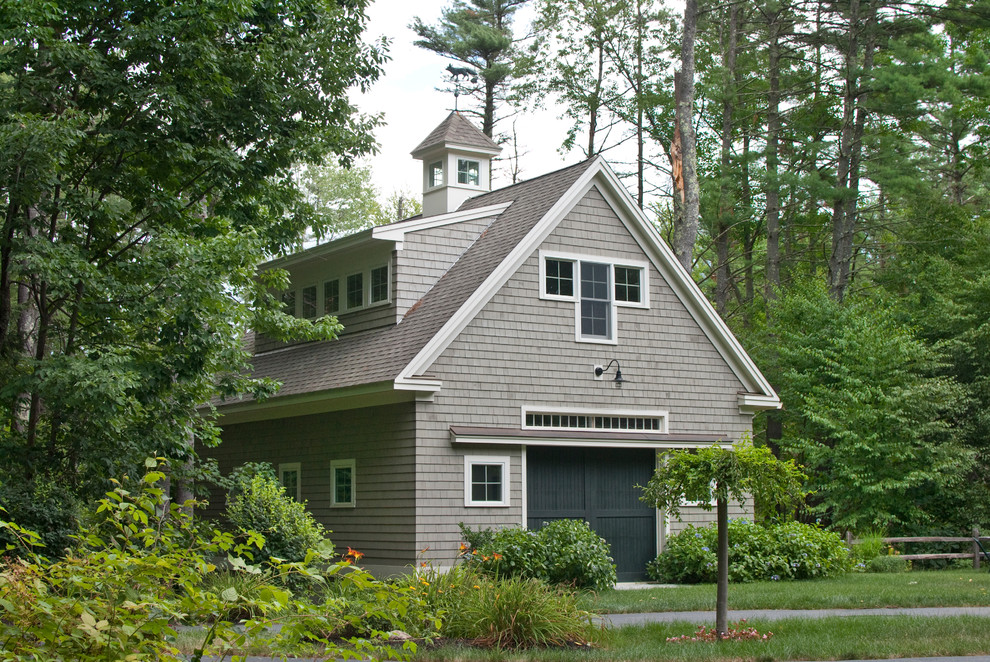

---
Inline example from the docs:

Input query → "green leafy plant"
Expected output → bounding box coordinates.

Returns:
[225,464,331,565]
[0,459,424,661]
[852,528,888,563]
[648,519,852,584]
[866,554,910,573]
[440,575,597,650]
[461,519,616,590]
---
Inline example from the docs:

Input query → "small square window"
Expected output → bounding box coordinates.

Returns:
[370,265,389,303]
[324,279,339,314]
[301,285,317,318]
[464,456,509,507]
[545,259,574,297]
[429,161,444,187]
[281,289,296,316]
[457,159,480,186]
[331,459,356,507]
[614,267,642,303]
[346,273,363,309]
[279,462,301,502]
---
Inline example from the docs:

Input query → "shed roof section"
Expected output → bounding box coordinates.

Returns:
[226,159,597,405]
[411,111,502,157]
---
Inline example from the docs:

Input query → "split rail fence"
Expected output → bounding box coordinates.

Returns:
[845,527,990,569]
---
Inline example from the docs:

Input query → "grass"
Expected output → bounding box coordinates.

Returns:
[583,567,990,613]
[416,615,990,661]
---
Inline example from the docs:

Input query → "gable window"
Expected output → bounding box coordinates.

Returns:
[279,462,301,502]
[580,261,611,339]
[614,266,641,303]
[545,258,574,297]
[370,265,389,303]
[429,161,444,187]
[539,251,649,344]
[331,459,356,507]
[302,285,317,318]
[346,273,364,309]
[324,279,339,314]
[457,159,480,186]
[464,456,509,507]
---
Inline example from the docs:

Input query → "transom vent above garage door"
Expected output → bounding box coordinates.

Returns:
[523,408,667,434]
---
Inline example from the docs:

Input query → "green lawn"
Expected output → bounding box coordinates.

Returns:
[582,568,990,613]
[417,615,990,661]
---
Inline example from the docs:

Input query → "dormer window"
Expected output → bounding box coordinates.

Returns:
[457,159,480,186]
[301,285,317,319]
[346,273,363,309]
[429,161,444,187]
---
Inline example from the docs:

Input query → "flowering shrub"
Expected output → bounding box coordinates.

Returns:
[647,519,851,584]
[667,620,773,642]
[460,519,616,590]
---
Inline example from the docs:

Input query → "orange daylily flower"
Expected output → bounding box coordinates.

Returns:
[345,546,365,561]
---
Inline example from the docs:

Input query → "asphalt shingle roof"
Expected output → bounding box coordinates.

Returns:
[410,111,501,156]
[225,158,596,407]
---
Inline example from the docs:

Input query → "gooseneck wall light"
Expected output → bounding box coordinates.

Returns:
[594,359,626,387]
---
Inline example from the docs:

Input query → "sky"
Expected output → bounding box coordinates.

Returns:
[353,0,577,200]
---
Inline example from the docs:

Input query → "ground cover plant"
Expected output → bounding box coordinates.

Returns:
[582,568,990,614]
[413,615,990,661]
[460,519,616,590]
[647,519,852,584]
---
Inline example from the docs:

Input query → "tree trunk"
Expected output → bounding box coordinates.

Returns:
[715,2,739,315]
[673,0,700,273]
[716,495,729,637]
[764,9,782,300]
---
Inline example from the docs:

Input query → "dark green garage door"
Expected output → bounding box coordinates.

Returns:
[526,446,656,582]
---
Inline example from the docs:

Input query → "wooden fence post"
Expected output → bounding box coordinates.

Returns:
[975,527,981,570]
[846,530,853,548]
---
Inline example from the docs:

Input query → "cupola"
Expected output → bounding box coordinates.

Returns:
[411,112,502,217]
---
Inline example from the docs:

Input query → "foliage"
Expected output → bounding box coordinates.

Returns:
[461,519,616,591]
[0,0,385,518]
[225,466,331,565]
[411,0,527,137]
[866,555,910,574]
[646,520,852,584]
[851,529,888,563]
[753,281,973,532]
[0,460,420,661]
[0,477,79,558]
[640,441,806,522]
[296,161,394,246]
[439,574,596,650]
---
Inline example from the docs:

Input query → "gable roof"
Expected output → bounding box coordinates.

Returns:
[411,111,501,158]
[221,156,779,418]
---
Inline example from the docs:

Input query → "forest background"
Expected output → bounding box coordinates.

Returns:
[1,0,988,552]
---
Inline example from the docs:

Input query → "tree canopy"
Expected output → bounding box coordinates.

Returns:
[0,0,386,506]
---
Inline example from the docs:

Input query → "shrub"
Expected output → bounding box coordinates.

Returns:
[867,554,910,573]
[225,466,330,564]
[441,575,596,649]
[0,459,422,661]
[462,520,616,591]
[0,476,79,558]
[647,519,852,584]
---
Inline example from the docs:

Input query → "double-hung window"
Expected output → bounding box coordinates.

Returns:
[539,251,649,343]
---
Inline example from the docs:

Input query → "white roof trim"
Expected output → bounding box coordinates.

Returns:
[395,156,780,405]
[738,393,782,412]
[451,432,721,450]
[372,202,512,245]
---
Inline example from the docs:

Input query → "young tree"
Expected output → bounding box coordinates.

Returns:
[0,0,385,506]
[411,0,528,138]
[641,443,805,638]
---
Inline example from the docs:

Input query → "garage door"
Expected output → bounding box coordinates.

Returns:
[526,446,657,582]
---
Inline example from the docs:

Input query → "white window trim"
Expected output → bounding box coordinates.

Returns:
[323,278,340,315]
[278,462,302,502]
[520,405,669,434]
[330,458,356,508]
[464,455,510,507]
[428,160,444,189]
[369,263,391,305]
[538,250,649,344]
[457,158,481,187]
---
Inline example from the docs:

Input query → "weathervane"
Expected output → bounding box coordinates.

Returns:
[445,64,478,111]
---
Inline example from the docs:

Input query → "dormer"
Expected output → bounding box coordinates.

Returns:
[411,112,502,217]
